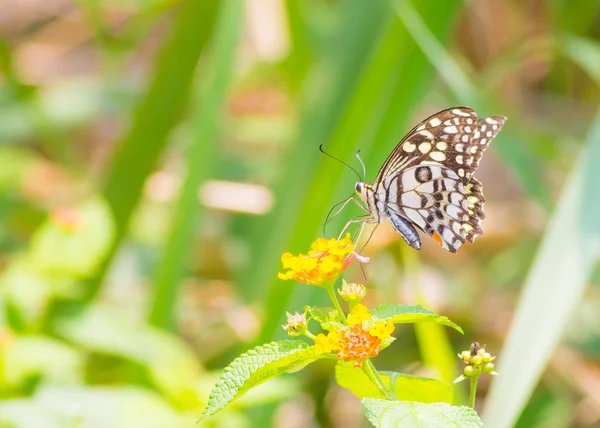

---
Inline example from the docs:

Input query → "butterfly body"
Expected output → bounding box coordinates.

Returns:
[353,107,506,253]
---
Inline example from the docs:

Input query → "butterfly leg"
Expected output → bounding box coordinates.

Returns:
[323,197,369,235]
[357,224,379,254]
[337,215,373,241]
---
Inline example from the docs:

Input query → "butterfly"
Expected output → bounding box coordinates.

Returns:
[352,107,506,253]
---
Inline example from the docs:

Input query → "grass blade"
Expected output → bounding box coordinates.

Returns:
[482,110,600,427]
[148,0,243,328]
[94,1,220,300]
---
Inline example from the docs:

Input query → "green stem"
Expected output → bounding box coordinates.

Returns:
[362,359,396,400]
[325,281,345,319]
[304,331,316,340]
[469,375,479,408]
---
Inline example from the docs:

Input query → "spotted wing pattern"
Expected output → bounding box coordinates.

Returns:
[374,107,506,252]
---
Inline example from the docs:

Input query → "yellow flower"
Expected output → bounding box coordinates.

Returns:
[347,303,372,326]
[336,324,384,368]
[314,333,332,352]
[313,304,395,367]
[368,320,395,340]
[278,234,358,286]
[314,330,341,353]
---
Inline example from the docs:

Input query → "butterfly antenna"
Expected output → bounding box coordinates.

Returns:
[319,145,363,181]
[355,150,367,179]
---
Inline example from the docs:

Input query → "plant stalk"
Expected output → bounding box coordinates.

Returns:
[325,281,345,319]
[362,359,396,400]
[469,375,479,408]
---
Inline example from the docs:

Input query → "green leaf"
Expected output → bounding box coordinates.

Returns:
[362,399,483,428]
[335,361,452,404]
[382,372,453,404]
[305,305,344,330]
[29,197,115,277]
[0,386,185,428]
[369,304,463,334]
[2,336,84,386]
[56,304,201,404]
[201,340,324,419]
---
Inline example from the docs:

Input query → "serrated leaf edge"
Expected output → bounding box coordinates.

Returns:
[201,340,322,419]
[369,304,464,334]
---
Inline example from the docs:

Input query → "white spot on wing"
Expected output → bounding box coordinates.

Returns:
[416,181,435,193]
[430,151,446,161]
[452,109,471,117]
[404,208,426,228]
[452,220,463,233]
[436,142,447,150]
[401,191,422,208]
[444,126,458,134]
[403,142,416,152]
[442,228,454,242]
[429,117,442,127]
[419,142,432,153]
[447,205,462,220]
[450,192,464,204]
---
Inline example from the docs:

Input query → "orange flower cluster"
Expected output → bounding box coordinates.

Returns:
[278,234,359,286]
[314,304,395,367]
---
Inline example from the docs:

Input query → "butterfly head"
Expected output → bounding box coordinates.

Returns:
[354,182,363,195]
[354,181,375,211]
[354,181,371,202]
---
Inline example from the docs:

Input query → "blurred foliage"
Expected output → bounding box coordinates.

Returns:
[0,0,599,427]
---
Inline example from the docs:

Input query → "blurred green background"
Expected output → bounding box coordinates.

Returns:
[0,0,599,427]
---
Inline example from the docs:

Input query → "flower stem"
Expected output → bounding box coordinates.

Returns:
[304,331,316,340]
[469,375,479,408]
[325,281,345,319]
[362,359,396,400]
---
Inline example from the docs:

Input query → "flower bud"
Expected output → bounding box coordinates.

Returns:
[282,312,307,336]
[338,280,366,304]
[483,362,495,374]
[464,365,475,377]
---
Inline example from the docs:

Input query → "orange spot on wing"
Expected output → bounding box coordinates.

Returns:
[432,231,444,247]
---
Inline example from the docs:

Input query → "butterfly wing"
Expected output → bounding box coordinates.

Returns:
[374,107,506,252]
[374,107,506,184]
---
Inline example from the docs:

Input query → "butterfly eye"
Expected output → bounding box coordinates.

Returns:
[355,182,363,193]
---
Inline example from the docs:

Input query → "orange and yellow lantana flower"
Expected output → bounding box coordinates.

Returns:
[278,234,365,286]
[314,304,395,367]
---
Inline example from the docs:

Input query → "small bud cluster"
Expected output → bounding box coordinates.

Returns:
[338,280,366,305]
[282,312,307,336]
[459,342,497,378]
